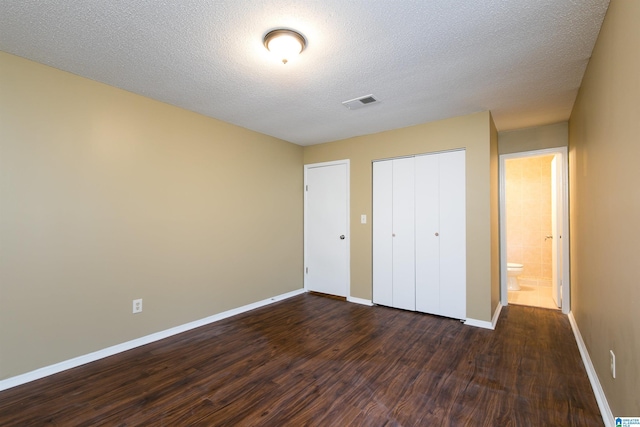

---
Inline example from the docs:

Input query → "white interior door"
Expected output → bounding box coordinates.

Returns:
[373,161,393,306]
[391,157,416,311]
[551,155,562,308]
[305,162,349,297]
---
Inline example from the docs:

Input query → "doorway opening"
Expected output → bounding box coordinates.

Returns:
[499,148,570,313]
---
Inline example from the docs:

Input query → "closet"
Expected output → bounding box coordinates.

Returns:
[372,150,466,320]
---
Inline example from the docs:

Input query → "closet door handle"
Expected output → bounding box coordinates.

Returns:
[435,232,439,237]
[340,235,346,240]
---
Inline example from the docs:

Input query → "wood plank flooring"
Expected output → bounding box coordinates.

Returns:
[0,294,603,426]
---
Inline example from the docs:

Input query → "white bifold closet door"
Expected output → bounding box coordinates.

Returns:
[372,160,394,307]
[372,157,415,311]
[373,150,466,320]
[415,150,466,319]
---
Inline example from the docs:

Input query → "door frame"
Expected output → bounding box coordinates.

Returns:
[303,159,350,297]
[499,147,570,314]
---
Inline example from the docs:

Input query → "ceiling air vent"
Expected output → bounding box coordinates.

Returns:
[342,94,379,110]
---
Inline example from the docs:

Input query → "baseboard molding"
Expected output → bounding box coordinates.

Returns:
[464,303,502,330]
[568,312,614,427]
[464,318,493,329]
[0,288,306,392]
[491,303,503,329]
[347,296,373,306]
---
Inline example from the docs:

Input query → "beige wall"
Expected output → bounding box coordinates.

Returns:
[303,111,499,322]
[499,122,568,155]
[0,49,503,382]
[0,52,304,379]
[569,0,640,416]
[490,116,500,314]
[505,155,554,281]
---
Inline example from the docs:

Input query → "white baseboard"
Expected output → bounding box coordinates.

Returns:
[491,303,503,329]
[347,296,373,306]
[464,303,502,330]
[464,318,493,329]
[0,288,306,392]
[568,312,614,427]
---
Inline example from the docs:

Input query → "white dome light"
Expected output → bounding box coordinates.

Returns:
[263,29,306,64]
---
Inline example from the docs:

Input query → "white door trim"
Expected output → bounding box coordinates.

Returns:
[303,159,350,298]
[499,147,570,314]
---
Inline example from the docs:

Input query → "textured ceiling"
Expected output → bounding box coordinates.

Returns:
[0,1,609,146]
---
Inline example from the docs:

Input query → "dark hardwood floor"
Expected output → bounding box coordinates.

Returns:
[0,294,602,426]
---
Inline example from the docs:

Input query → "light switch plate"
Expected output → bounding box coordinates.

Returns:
[361,214,367,224]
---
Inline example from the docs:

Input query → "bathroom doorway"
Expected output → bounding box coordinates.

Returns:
[499,148,570,313]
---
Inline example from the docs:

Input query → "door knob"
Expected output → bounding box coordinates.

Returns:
[340,235,345,240]
[435,232,439,237]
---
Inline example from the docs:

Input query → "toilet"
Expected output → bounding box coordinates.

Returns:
[507,263,524,291]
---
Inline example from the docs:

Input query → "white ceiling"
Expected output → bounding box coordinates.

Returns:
[0,1,609,146]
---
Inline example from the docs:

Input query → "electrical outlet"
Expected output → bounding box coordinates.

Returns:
[610,350,616,378]
[133,299,142,314]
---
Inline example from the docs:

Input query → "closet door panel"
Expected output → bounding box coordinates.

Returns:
[372,161,393,307]
[415,154,440,315]
[391,157,415,311]
[438,150,466,319]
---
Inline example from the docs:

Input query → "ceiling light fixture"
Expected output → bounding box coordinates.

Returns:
[263,29,306,64]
